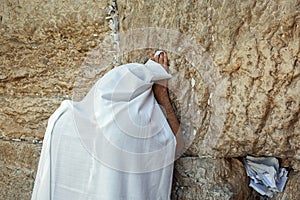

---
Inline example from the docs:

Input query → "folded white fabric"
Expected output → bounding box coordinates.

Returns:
[31,51,176,200]
[243,156,288,198]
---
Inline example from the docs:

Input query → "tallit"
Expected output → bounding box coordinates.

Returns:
[31,57,177,200]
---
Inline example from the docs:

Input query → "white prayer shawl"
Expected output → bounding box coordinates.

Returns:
[31,58,177,200]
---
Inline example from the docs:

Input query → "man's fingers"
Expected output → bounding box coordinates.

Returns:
[158,53,164,64]
[163,55,168,68]
[150,52,168,69]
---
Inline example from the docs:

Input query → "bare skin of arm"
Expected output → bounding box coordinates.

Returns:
[150,52,185,156]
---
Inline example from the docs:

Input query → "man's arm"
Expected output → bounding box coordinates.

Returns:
[151,52,185,156]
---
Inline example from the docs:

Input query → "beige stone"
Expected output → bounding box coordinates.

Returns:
[1,0,299,199]
[171,157,257,200]
[0,96,62,140]
[0,140,41,200]
[0,0,116,140]
[0,0,110,97]
[0,140,41,169]
[117,0,300,170]
[0,0,115,198]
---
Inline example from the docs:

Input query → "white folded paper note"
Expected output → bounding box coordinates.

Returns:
[243,156,288,198]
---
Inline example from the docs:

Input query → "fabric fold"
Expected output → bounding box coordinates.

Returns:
[31,56,176,200]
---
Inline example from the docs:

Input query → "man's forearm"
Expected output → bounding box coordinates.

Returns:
[153,84,180,136]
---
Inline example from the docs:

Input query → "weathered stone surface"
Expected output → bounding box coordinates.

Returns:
[0,140,41,200]
[0,0,116,141]
[1,0,300,199]
[0,0,110,97]
[0,96,63,140]
[171,157,257,200]
[172,157,300,200]
[118,0,300,170]
[0,0,116,198]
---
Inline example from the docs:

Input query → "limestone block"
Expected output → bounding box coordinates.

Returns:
[0,0,117,141]
[0,165,34,200]
[0,0,112,97]
[171,157,257,200]
[0,140,41,169]
[1,0,299,199]
[0,96,62,140]
[0,140,41,200]
[117,0,300,169]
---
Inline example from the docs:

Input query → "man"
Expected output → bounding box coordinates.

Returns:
[32,51,184,200]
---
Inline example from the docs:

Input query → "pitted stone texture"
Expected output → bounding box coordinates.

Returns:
[171,157,300,200]
[0,0,299,199]
[171,157,257,200]
[0,0,110,97]
[0,0,116,141]
[118,0,300,169]
[0,0,118,198]
[0,140,41,200]
[0,96,62,140]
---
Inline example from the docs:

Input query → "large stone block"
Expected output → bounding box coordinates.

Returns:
[0,0,117,141]
[0,140,41,200]
[172,157,300,200]
[171,157,258,200]
[117,0,300,170]
[1,0,299,199]
[0,0,112,97]
[0,140,41,169]
[0,96,62,140]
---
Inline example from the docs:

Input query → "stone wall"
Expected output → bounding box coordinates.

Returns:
[0,0,299,199]
[0,0,112,199]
